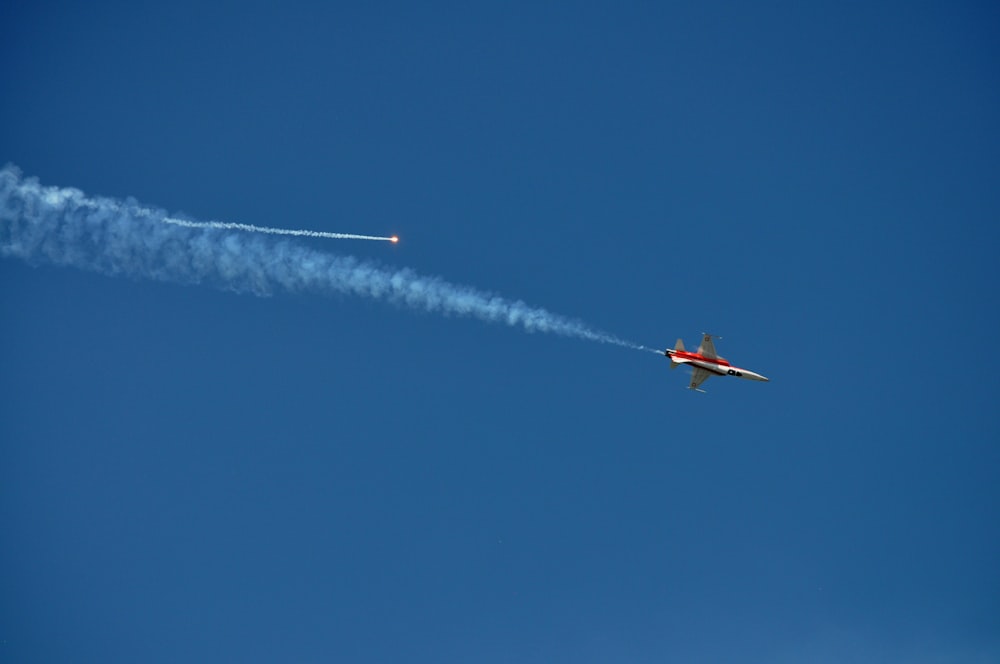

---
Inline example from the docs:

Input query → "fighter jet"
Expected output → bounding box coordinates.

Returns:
[665,334,769,392]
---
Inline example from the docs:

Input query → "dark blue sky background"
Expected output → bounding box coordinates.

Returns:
[2,2,997,662]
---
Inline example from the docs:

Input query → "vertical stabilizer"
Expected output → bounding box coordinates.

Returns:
[669,338,685,368]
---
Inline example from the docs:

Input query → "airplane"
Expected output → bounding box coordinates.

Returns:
[665,333,769,392]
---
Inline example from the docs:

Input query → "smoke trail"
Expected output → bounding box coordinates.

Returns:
[0,166,648,351]
[162,217,397,242]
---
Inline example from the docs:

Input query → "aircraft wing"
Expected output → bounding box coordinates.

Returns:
[689,367,712,391]
[697,334,718,359]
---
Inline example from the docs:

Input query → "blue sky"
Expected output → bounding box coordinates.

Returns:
[1,2,998,662]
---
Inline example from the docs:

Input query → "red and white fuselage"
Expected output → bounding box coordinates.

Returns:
[666,334,768,391]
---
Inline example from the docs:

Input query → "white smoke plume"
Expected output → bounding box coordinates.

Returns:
[0,166,650,351]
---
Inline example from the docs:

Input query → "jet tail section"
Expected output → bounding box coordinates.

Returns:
[667,338,685,369]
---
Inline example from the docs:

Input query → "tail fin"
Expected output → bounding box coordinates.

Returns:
[669,338,685,369]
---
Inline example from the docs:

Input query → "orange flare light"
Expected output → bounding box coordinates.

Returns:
[390,236,399,243]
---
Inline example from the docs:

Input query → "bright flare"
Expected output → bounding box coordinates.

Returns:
[390,236,399,243]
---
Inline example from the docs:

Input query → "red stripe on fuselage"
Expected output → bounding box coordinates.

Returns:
[669,350,730,367]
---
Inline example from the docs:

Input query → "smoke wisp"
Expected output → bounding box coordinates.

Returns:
[0,166,648,351]
[162,217,397,242]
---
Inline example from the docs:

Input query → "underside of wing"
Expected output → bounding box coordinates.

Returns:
[697,334,718,360]
[689,367,712,391]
